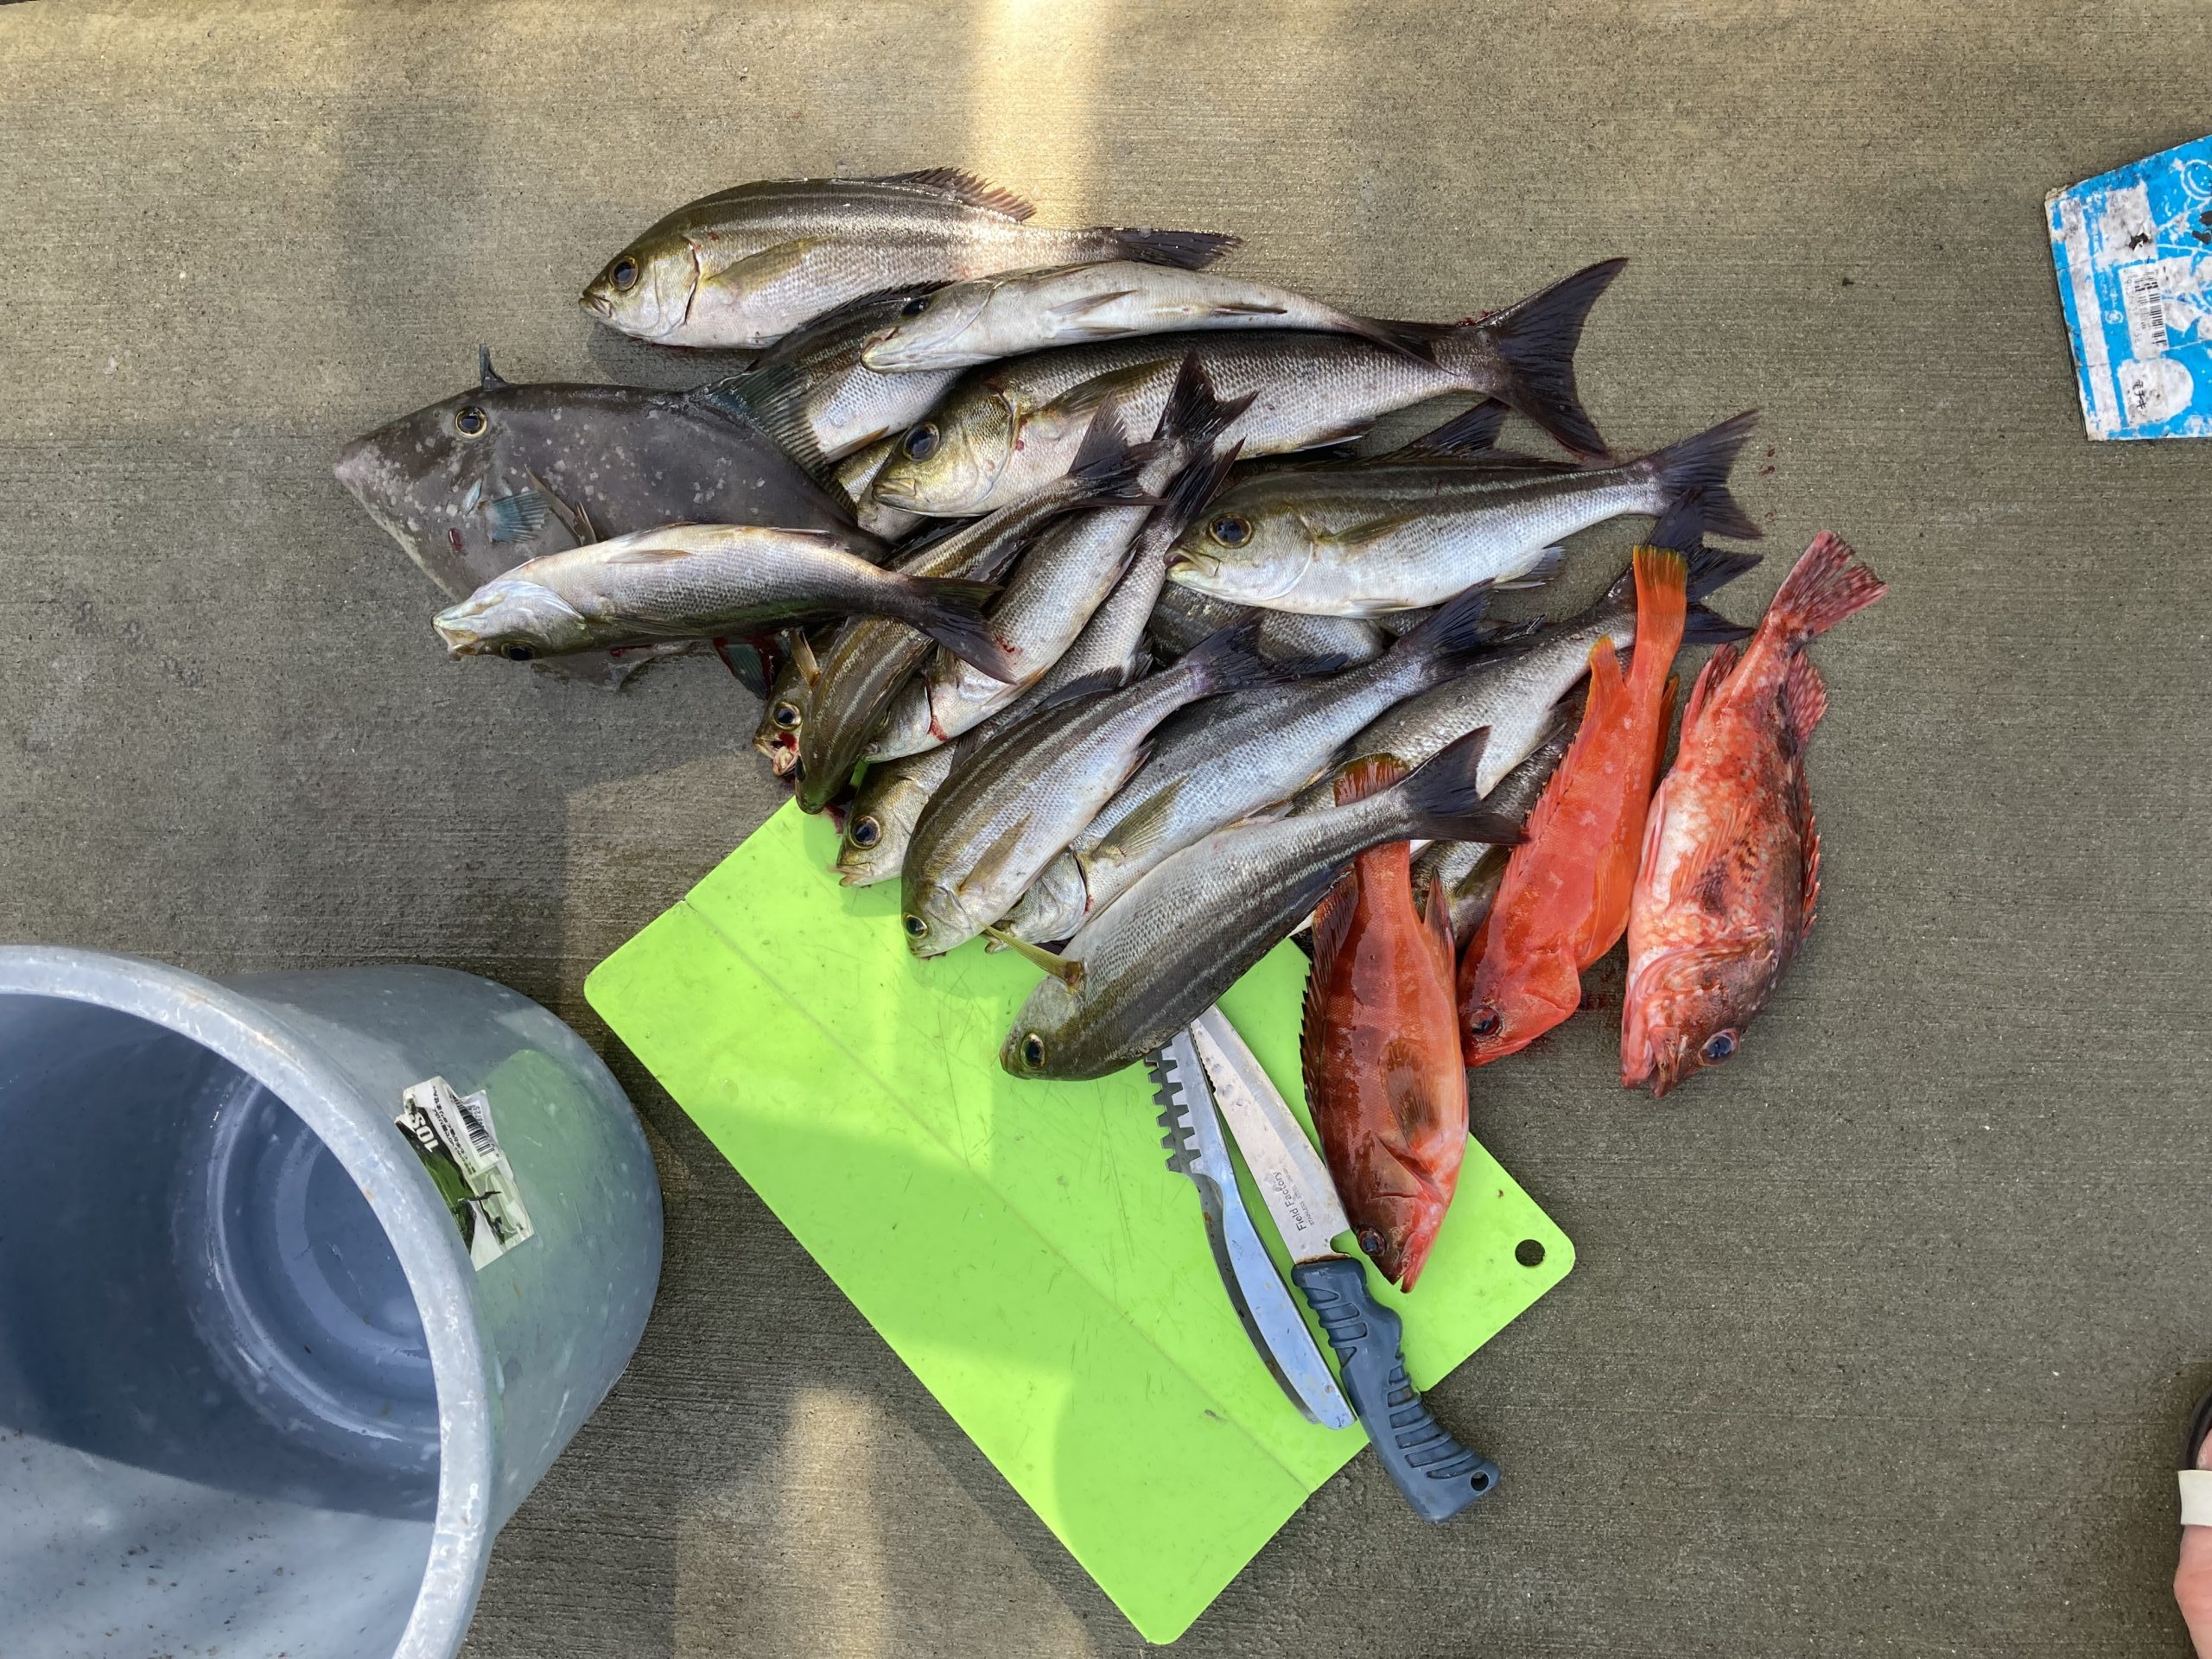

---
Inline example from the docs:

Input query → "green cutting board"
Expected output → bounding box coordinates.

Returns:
[586,803,1572,1643]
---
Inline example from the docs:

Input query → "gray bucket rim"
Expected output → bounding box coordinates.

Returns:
[0,944,498,1659]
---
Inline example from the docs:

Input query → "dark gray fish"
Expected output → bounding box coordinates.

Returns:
[1000,727,1523,1081]
[334,350,854,687]
[582,169,1237,350]
[900,622,1277,957]
[869,260,1625,515]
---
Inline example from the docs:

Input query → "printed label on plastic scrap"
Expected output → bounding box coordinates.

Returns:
[398,1075,535,1267]
[2048,135,2212,440]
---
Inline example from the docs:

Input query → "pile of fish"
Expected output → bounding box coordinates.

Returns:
[337,168,1885,1295]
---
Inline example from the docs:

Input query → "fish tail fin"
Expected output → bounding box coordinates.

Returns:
[1630,546,1691,679]
[907,577,1019,681]
[1172,615,1282,699]
[1392,728,1529,843]
[1148,433,1246,550]
[1108,227,1242,270]
[1153,350,1256,454]
[1687,543,1764,601]
[1681,601,1754,647]
[1638,410,1762,539]
[1455,257,1626,457]
[1767,531,1886,652]
[1389,579,1496,667]
[1063,403,1158,505]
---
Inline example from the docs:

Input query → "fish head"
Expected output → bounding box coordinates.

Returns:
[752,650,813,777]
[581,231,697,343]
[1461,949,1583,1066]
[334,367,583,592]
[899,879,988,959]
[870,387,1022,516]
[860,281,996,372]
[1165,494,1318,606]
[431,575,593,660]
[999,975,1084,1079]
[836,780,925,887]
[1619,934,1781,1096]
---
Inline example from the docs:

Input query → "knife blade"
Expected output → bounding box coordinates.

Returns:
[1147,1032,1354,1431]
[1190,1006,1500,1522]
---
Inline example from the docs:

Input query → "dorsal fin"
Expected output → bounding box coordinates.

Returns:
[1794,763,1821,948]
[874,168,1037,220]
[1389,399,1510,459]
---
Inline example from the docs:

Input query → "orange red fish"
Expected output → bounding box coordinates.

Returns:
[1459,542,1688,1065]
[1301,756,1467,1290]
[1622,532,1885,1096]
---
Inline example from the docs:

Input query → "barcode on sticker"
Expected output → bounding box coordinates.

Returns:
[451,1090,498,1162]
[2122,263,2170,359]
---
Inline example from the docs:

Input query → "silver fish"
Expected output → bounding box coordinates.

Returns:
[836,746,957,887]
[1340,543,1759,797]
[833,438,929,541]
[1148,582,1390,666]
[696,286,963,476]
[582,169,1236,350]
[429,524,1015,675]
[1408,709,1579,946]
[1166,410,1762,615]
[860,258,1431,371]
[1000,728,1522,1081]
[796,413,1153,812]
[1000,581,1513,945]
[918,356,1245,741]
[868,261,1624,515]
[334,349,858,689]
[900,622,1277,957]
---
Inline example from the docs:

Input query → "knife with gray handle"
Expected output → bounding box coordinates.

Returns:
[1184,1006,1499,1522]
[1147,1030,1354,1431]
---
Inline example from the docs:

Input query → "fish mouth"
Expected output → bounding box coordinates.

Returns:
[581,289,616,320]
[431,612,487,656]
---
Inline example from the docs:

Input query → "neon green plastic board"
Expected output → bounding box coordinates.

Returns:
[586,803,1572,1643]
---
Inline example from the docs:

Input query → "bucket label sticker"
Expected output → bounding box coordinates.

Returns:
[398,1076,537,1268]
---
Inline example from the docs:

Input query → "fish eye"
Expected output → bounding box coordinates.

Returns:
[1209,513,1252,548]
[849,817,881,849]
[902,913,929,938]
[771,700,803,730]
[454,406,489,438]
[611,257,639,292]
[1357,1226,1386,1258]
[1701,1030,1738,1064]
[499,644,535,663]
[1469,1006,1503,1039]
[902,423,941,461]
[899,295,931,317]
[1020,1032,1046,1067]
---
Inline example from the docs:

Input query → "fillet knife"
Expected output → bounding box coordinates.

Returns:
[1180,1005,1500,1522]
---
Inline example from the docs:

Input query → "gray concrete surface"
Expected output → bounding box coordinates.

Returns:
[3,3,2207,1654]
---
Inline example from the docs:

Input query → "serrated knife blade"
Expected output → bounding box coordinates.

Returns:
[1147,1033,1353,1431]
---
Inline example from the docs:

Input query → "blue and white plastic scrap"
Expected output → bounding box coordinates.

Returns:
[2048,136,2212,441]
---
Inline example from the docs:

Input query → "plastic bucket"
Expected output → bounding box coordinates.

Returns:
[0,947,663,1659]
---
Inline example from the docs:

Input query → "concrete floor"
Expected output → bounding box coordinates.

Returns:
[4,2,2209,1654]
